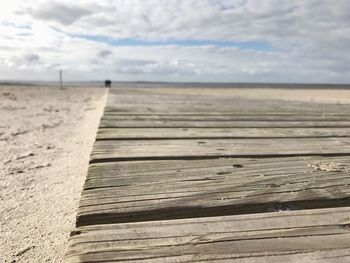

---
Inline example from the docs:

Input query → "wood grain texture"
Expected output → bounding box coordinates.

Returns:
[65,207,350,263]
[77,156,350,226]
[104,87,350,114]
[91,138,350,162]
[101,114,350,121]
[100,119,350,128]
[103,101,347,114]
[97,127,350,140]
[65,87,350,262]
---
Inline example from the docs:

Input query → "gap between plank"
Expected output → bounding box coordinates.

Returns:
[89,153,350,164]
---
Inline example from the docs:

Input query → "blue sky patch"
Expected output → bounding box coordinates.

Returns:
[2,21,32,30]
[71,33,274,52]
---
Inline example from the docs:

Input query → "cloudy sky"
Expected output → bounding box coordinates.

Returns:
[0,0,349,83]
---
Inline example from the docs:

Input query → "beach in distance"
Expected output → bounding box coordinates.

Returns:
[2,83,350,262]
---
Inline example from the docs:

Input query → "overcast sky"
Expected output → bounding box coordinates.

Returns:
[0,0,349,83]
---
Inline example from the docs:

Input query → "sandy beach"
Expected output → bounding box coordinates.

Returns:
[144,86,350,105]
[0,86,107,262]
[2,85,350,262]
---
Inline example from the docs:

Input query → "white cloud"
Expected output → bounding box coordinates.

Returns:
[0,0,349,83]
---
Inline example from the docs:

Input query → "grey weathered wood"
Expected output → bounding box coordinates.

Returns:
[103,112,350,116]
[104,110,350,116]
[65,207,350,263]
[104,87,350,114]
[91,138,350,162]
[100,119,350,128]
[101,114,350,121]
[97,127,350,140]
[65,86,350,262]
[77,156,350,226]
[103,102,350,114]
[103,98,350,114]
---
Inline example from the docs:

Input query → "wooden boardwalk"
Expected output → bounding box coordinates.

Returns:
[65,87,350,262]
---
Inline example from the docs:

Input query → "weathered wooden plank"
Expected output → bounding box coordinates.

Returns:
[99,119,350,128]
[101,114,350,121]
[91,138,350,161]
[105,89,332,105]
[97,127,350,140]
[66,86,350,262]
[104,92,350,113]
[105,88,350,114]
[103,112,350,116]
[77,156,350,226]
[84,156,350,187]
[103,104,350,114]
[65,207,350,263]
[104,110,350,116]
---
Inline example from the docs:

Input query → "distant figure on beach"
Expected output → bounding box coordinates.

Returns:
[105,80,112,87]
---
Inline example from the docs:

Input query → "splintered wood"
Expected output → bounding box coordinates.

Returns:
[65,87,350,262]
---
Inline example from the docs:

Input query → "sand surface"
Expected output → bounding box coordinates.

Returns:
[148,86,350,104]
[216,87,350,104]
[2,85,350,262]
[0,86,107,262]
